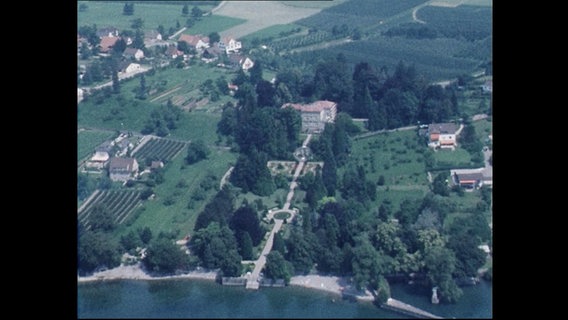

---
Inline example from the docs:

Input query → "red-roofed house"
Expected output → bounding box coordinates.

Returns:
[99,36,119,53]
[109,157,139,181]
[178,34,210,50]
[282,100,337,133]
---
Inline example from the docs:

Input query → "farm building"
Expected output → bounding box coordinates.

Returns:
[227,55,254,71]
[427,123,461,149]
[450,169,484,190]
[144,30,162,41]
[123,48,144,61]
[85,151,110,170]
[282,100,337,133]
[109,157,139,181]
[99,36,119,53]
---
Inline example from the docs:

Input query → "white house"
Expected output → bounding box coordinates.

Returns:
[218,37,241,54]
[124,63,141,74]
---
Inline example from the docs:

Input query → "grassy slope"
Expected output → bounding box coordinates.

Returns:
[182,15,247,35]
[434,148,472,167]
[347,130,429,187]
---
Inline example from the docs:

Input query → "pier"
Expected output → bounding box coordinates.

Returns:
[382,298,444,319]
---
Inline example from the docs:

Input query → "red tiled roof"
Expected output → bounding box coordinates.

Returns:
[99,36,119,52]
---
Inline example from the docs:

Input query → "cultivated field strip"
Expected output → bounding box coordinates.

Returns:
[132,138,187,162]
[77,190,142,228]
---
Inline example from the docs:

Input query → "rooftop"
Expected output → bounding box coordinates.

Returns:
[282,100,337,113]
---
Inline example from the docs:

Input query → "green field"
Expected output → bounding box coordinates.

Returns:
[77,130,116,162]
[114,147,237,240]
[279,0,349,9]
[182,15,247,35]
[78,1,215,32]
[433,148,472,168]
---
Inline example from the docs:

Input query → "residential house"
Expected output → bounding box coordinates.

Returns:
[228,55,254,71]
[118,62,141,74]
[217,36,241,54]
[178,34,210,50]
[165,45,183,59]
[123,48,144,61]
[99,36,119,53]
[428,123,460,149]
[108,157,139,181]
[202,46,222,63]
[144,30,162,41]
[450,169,484,190]
[97,27,119,38]
[85,151,110,170]
[282,100,337,133]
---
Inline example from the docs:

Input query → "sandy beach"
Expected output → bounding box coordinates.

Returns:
[77,263,374,302]
[289,275,375,302]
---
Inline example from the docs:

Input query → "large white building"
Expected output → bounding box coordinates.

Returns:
[282,100,337,133]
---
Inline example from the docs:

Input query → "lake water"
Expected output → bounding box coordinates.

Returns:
[77,278,492,318]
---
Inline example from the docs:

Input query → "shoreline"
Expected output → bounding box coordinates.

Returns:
[77,263,374,302]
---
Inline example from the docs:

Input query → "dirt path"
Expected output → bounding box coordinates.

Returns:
[219,166,234,190]
[412,1,435,24]
[150,85,182,103]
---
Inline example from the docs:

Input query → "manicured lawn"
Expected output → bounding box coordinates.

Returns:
[433,148,472,168]
[114,147,237,240]
[77,130,116,162]
[78,1,216,32]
